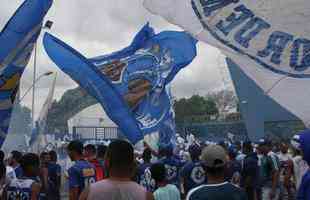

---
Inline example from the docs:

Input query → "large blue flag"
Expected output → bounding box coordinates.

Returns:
[44,24,197,144]
[0,0,53,147]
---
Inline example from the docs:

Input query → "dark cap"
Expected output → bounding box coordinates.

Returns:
[258,138,272,146]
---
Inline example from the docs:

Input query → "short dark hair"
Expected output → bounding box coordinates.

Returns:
[106,140,134,172]
[189,144,202,161]
[84,144,96,155]
[49,150,57,162]
[150,163,166,183]
[11,151,22,163]
[20,153,40,172]
[205,164,225,177]
[159,144,173,157]
[142,148,152,162]
[67,140,84,155]
[243,141,253,152]
[40,152,48,160]
[97,145,107,158]
[0,150,4,163]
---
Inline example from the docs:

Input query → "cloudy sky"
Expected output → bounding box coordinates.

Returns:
[0,0,230,119]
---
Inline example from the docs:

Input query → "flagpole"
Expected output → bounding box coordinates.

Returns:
[31,43,37,130]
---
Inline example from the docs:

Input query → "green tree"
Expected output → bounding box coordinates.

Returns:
[174,95,218,123]
[46,87,97,133]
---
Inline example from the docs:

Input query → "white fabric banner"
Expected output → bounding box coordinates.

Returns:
[38,74,57,124]
[144,0,310,127]
[35,74,57,150]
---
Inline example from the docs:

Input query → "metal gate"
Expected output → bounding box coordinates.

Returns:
[73,126,119,141]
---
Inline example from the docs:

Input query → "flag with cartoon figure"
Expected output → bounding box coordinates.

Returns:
[43,23,197,144]
[144,0,310,130]
[0,0,53,147]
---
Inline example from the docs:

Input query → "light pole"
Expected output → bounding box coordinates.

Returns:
[31,20,54,129]
[19,71,54,103]
[30,71,54,127]
[31,43,37,129]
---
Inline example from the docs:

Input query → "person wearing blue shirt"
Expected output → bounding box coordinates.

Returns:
[158,144,184,189]
[293,130,310,200]
[240,141,259,200]
[137,148,155,192]
[225,146,242,186]
[47,150,61,200]
[186,145,247,200]
[180,144,207,195]
[14,165,23,179]
[67,140,96,200]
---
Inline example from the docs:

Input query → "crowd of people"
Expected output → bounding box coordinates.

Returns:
[0,131,309,200]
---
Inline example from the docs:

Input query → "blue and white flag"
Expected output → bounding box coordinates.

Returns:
[0,0,53,147]
[44,24,197,144]
[144,0,310,128]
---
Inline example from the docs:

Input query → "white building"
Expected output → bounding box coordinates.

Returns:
[67,104,117,140]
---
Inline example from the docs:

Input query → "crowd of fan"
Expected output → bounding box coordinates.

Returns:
[0,131,309,200]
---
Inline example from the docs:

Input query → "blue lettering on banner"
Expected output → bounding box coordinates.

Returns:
[290,38,310,71]
[191,0,310,78]
[216,5,254,36]
[200,0,240,17]
[235,17,270,48]
[257,31,294,65]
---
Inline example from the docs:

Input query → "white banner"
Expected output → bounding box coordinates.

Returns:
[38,74,57,125]
[35,74,57,151]
[144,0,310,127]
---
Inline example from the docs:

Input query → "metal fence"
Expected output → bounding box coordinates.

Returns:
[72,126,119,141]
[177,120,304,142]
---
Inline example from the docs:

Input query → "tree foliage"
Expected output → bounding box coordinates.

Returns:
[174,95,219,123]
[46,88,237,132]
[207,90,237,119]
[46,87,97,133]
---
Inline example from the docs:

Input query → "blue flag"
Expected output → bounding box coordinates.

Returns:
[0,0,53,147]
[158,97,177,147]
[44,24,197,144]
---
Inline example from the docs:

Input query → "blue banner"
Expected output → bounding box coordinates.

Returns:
[0,0,53,147]
[44,24,197,144]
